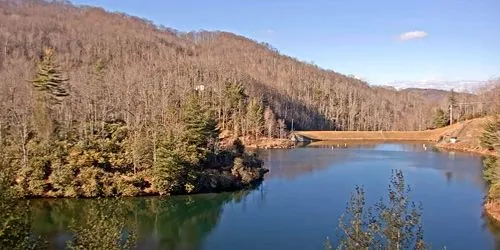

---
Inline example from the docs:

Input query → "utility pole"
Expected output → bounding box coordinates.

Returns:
[449,104,453,125]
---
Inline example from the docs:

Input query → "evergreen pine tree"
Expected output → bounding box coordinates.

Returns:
[480,117,500,151]
[246,97,264,140]
[433,108,448,128]
[448,89,457,124]
[153,139,186,194]
[31,48,69,104]
[375,170,425,250]
[332,171,426,250]
[29,48,69,140]
[181,92,220,162]
[223,82,247,136]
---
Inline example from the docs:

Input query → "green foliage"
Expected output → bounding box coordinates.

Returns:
[225,81,246,109]
[433,108,448,128]
[0,149,46,249]
[0,201,46,250]
[247,97,264,139]
[483,156,500,201]
[483,156,499,184]
[29,48,69,140]
[480,117,500,151]
[478,118,500,203]
[223,81,247,135]
[66,199,137,250]
[153,140,189,194]
[330,170,427,250]
[231,138,245,157]
[20,140,52,197]
[22,190,255,249]
[3,53,266,199]
[337,187,377,249]
[151,94,265,196]
[375,170,425,250]
[13,120,142,198]
[181,93,220,160]
[30,48,69,104]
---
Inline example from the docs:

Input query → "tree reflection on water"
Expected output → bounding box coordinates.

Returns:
[24,187,256,249]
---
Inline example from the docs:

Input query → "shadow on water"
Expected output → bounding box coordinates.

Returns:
[24,185,260,250]
[483,211,500,249]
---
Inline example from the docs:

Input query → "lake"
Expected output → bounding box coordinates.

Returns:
[28,142,500,249]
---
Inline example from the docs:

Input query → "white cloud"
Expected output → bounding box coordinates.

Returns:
[265,29,275,35]
[399,30,428,41]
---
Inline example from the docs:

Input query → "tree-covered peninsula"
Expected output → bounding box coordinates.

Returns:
[0,48,267,198]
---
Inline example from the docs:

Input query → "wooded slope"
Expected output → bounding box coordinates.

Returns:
[1,0,495,135]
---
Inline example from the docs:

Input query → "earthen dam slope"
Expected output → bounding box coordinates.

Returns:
[294,121,469,142]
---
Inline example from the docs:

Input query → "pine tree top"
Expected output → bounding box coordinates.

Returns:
[30,48,69,104]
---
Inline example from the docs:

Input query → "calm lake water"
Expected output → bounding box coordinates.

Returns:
[29,142,500,249]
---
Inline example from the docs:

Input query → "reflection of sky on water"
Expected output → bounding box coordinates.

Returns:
[259,142,486,190]
[216,142,492,250]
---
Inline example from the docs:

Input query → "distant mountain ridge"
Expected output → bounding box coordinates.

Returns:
[382,80,489,92]
[399,88,475,103]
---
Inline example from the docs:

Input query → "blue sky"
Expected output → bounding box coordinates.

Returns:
[71,0,499,89]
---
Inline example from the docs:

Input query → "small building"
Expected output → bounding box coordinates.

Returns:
[450,137,457,144]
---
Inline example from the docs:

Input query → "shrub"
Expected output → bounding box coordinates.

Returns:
[328,170,426,250]
[480,117,500,151]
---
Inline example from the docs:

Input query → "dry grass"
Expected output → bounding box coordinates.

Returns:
[296,117,496,155]
[244,137,294,149]
[295,123,462,141]
[485,202,500,223]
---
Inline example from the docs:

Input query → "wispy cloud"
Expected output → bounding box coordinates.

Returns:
[265,29,275,35]
[399,30,428,41]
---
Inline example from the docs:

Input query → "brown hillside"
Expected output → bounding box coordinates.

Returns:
[436,117,495,155]
[0,0,494,135]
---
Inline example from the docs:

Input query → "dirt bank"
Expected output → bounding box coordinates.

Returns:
[218,130,295,150]
[434,117,496,155]
[296,117,495,155]
[485,202,500,223]
[242,137,295,149]
[294,124,459,142]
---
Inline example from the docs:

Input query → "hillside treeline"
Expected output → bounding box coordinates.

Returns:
[2,0,497,136]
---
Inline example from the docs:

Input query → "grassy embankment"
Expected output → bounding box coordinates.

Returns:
[296,117,494,155]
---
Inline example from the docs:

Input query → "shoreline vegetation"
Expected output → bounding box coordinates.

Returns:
[477,116,500,224]
[326,170,427,250]
[0,48,270,199]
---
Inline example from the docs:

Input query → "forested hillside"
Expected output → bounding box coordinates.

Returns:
[2,0,497,136]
